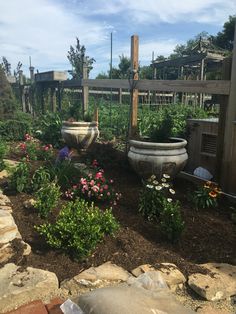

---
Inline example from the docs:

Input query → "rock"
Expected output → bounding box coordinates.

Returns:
[196,304,231,314]
[132,263,186,290]
[61,262,132,297]
[0,209,31,264]
[23,198,36,209]
[0,263,59,313]
[188,263,236,301]
[0,205,12,213]
[0,193,11,205]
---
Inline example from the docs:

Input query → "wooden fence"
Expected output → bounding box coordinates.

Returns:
[30,25,236,195]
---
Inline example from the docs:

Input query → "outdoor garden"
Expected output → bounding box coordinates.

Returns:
[0,87,236,284]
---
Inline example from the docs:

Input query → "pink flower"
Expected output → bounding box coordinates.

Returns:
[80,178,87,185]
[90,180,95,186]
[92,185,99,193]
[104,185,108,190]
[107,192,111,196]
[95,172,103,179]
[110,179,114,183]
[92,159,99,167]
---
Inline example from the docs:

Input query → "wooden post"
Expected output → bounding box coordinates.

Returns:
[215,57,231,183]
[129,35,139,138]
[199,59,205,107]
[220,22,236,194]
[118,88,122,104]
[82,63,89,119]
[94,106,98,123]
[50,87,57,112]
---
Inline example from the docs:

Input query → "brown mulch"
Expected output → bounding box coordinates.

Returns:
[2,143,236,282]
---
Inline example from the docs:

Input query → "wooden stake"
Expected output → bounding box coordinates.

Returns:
[129,35,139,138]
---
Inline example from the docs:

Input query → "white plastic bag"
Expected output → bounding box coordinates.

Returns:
[60,299,84,314]
[127,271,168,290]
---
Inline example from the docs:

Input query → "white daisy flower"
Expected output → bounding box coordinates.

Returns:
[150,175,156,180]
[146,184,154,189]
[162,183,170,188]
[169,188,176,194]
[155,185,163,190]
[163,174,170,179]
[161,178,167,182]
[153,180,159,185]
[167,198,172,202]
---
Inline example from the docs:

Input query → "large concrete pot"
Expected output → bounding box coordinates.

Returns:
[128,137,188,179]
[61,121,99,150]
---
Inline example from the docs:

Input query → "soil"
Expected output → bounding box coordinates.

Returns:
[1,142,236,283]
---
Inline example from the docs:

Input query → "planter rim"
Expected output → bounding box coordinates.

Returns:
[62,121,98,127]
[129,137,187,149]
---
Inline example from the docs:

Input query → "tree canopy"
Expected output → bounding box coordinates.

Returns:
[0,65,17,117]
[67,38,95,79]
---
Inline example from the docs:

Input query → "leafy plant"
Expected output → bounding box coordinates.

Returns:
[34,112,62,147]
[191,181,221,209]
[159,200,185,243]
[36,198,119,259]
[31,166,51,192]
[139,174,184,242]
[9,162,30,193]
[35,182,61,218]
[0,141,8,171]
[139,174,176,222]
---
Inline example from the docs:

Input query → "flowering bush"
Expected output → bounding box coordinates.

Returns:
[18,134,53,161]
[139,174,184,242]
[65,160,121,206]
[192,181,221,209]
[139,174,176,222]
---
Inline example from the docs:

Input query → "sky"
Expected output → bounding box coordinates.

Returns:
[0,0,235,78]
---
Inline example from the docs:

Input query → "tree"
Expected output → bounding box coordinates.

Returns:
[0,65,17,117]
[67,38,95,79]
[1,57,11,76]
[118,54,131,78]
[14,61,23,81]
[212,15,236,51]
[139,65,153,79]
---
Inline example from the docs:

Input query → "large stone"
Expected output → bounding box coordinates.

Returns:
[0,263,59,313]
[0,209,31,264]
[132,263,186,290]
[188,263,236,301]
[0,170,8,179]
[0,193,11,206]
[61,262,132,297]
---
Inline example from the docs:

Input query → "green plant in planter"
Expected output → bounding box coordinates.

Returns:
[35,181,61,218]
[36,198,119,259]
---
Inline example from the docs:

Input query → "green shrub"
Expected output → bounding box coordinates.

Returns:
[35,182,61,218]
[36,198,119,258]
[9,162,30,193]
[0,119,31,141]
[0,141,8,171]
[159,200,185,243]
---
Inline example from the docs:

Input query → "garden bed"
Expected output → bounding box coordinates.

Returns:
[1,142,236,282]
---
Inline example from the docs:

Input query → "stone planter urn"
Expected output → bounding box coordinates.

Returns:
[61,121,99,150]
[128,137,188,179]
